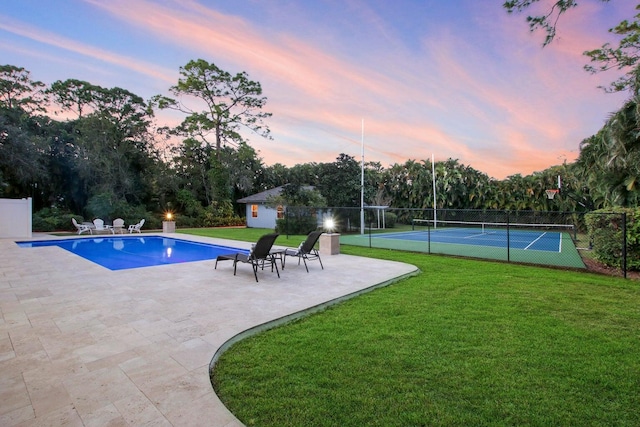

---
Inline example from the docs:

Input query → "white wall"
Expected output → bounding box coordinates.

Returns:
[243,205,331,230]
[244,204,278,229]
[0,198,32,238]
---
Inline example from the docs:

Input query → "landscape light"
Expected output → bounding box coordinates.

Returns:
[324,217,336,233]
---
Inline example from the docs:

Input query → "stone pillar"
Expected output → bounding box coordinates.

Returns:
[319,233,340,255]
[163,221,176,233]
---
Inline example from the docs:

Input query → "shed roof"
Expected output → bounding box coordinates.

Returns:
[236,185,315,204]
[236,186,285,204]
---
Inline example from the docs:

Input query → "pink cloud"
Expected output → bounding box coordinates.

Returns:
[0,18,176,84]
[82,1,497,168]
[85,0,410,108]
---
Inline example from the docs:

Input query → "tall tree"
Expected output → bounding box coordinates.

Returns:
[0,65,47,112]
[168,137,214,206]
[220,142,263,202]
[0,65,48,201]
[46,79,97,118]
[46,81,158,214]
[259,163,291,191]
[584,7,640,95]
[577,98,640,207]
[0,106,48,200]
[316,154,363,207]
[506,1,640,208]
[504,1,588,46]
[151,59,272,153]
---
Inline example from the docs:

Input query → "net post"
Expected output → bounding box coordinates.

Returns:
[506,211,510,262]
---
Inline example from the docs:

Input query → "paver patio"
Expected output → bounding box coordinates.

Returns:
[0,233,417,426]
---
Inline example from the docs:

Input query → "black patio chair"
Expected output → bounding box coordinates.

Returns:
[214,233,280,282]
[281,230,324,272]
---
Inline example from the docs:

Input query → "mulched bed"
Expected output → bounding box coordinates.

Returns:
[581,254,639,280]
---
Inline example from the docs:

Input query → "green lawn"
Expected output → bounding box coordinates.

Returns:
[182,228,640,427]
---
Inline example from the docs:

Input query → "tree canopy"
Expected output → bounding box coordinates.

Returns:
[505,1,640,206]
[1,59,638,233]
[151,59,272,152]
[0,65,46,112]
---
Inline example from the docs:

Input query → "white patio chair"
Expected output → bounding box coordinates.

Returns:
[71,217,92,235]
[111,218,125,234]
[93,218,110,234]
[128,219,145,234]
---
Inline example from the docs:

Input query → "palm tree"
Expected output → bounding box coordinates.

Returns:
[577,97,640,207]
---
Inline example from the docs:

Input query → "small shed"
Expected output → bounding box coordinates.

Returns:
[237,185,326,229]
[237,186,287,228]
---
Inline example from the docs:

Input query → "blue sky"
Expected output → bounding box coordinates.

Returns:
[0,0,634,178]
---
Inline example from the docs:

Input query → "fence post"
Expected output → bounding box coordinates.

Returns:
[622,212,627,279]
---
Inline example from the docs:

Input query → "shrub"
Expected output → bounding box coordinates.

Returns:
[176,189,206,219]
[33,208,80,232]
[175,215,202,228]
[276,213,318,235]
[203,200,245,227]
[141,214,162,231]
[203,214,245,227]
[585,208,640,271]
[384,211,397,228]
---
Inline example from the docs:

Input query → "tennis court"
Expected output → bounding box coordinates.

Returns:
[340,219,585,269]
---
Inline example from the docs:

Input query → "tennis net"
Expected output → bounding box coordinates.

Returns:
[411,218,575,236]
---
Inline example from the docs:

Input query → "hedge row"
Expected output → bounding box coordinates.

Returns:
[585,208,640,271]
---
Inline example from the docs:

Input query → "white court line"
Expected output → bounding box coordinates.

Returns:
[524,232,547,250]
[463,233,488,239]
[559,233,563,253]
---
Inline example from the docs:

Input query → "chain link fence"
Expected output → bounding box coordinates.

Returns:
[279,207,634,278]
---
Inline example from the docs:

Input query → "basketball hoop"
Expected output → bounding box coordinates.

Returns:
[545,189,559,200]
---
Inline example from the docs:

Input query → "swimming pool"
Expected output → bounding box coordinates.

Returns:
[17,236,247,271]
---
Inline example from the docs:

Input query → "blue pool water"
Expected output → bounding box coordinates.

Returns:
[17,236,247,271]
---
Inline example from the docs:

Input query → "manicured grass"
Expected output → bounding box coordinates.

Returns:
[183,228,640,426]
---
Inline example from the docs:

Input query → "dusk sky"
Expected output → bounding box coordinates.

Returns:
[1,1,635,179]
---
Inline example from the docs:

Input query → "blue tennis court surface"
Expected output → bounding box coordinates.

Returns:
[340,219,585,269]
[372,228,563,252]
[17,236,246,270]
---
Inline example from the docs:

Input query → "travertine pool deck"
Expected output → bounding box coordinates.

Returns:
[0,233,417,426]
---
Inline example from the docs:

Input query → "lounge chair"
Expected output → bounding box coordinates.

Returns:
[92,218,111,234]
[110,218,125,234]
[128,219,145,233]
[281,230,324,272]
[215,233,280,282]
[71,217,92,235]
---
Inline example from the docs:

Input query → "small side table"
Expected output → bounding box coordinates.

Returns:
[269,249,286,269]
